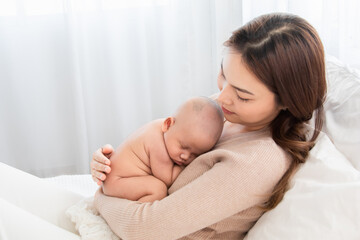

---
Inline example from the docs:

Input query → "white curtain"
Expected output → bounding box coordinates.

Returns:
[0,0,242,177]
[241,0,360,68]
[0,0,358,177]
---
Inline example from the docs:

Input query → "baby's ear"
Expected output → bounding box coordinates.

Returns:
[161,117,175,132]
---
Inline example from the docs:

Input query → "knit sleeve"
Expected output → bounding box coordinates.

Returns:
[94,140,289,240]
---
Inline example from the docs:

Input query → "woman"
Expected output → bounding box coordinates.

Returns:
[91,13,326,239]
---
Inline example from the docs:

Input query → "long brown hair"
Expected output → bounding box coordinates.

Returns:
[224,13,327,211]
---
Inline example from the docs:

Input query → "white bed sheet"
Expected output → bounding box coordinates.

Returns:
[45,174,99,198]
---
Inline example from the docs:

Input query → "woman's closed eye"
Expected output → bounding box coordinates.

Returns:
[237,95,250,102]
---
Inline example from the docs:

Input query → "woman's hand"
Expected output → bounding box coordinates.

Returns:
[91,144,114,185]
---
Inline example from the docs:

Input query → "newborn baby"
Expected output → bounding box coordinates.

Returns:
[101,96,224,202]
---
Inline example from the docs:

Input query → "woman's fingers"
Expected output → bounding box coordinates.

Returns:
[91,174,105,186]
[102,144,114,156]
[93,148,111,166]
[90,144,114,184]
[91,160,111,173]
[91,167,107,185]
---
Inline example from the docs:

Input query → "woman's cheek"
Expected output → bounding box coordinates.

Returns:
[237,105,256,119]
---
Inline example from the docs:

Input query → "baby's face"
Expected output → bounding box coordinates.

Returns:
[164,124,217,166]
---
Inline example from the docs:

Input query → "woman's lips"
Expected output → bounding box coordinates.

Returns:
[222,106,234,115]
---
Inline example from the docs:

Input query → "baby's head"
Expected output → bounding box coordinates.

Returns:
[161,96,224,166]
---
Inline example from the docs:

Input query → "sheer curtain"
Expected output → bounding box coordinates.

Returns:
[241,0,360,68]
[0,0,358,177]
[0,0,242,177]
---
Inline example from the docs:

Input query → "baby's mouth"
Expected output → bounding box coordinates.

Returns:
[173,159,184,166]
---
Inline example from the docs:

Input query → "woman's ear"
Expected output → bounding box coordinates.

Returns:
[161,117,175,132]
[277,102,287,111]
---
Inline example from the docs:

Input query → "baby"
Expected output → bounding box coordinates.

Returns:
[102,96,224,202]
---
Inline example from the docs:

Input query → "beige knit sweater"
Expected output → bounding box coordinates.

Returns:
[94,127,290,240]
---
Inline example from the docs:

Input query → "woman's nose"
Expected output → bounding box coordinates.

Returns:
[217,83,233,105]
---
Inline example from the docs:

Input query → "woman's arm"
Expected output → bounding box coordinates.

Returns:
[94,142,289,240]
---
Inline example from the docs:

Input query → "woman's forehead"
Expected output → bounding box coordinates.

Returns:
[222,53,271,96]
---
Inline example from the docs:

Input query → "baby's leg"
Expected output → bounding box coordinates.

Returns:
[102,175,168,202]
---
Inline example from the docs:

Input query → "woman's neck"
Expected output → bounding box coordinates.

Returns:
[220,121,269,140]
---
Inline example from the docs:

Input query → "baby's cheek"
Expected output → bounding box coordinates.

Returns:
[170,148,180,159]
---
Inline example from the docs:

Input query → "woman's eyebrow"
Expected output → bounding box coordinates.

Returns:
[233,85,254,95]
[221,59,254,96]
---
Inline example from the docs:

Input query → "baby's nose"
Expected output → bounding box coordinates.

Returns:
[180,153,189,160]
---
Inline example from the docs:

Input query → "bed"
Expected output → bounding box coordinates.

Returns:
[1,55,359,239]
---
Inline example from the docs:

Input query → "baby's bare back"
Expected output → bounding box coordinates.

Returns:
[102,119,174,201]
[108,119,166,178]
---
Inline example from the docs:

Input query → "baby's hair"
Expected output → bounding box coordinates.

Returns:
[190,96,224,142]
[175,96,224,142]
[191,96,224,120]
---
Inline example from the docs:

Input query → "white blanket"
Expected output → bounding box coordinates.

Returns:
[66,197,119,240]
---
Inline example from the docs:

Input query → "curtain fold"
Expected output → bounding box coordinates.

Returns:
[0,0,242,177]
[0,0,358,177]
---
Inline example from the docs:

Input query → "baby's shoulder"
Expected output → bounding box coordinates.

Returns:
[142,119,165,141]
[142,119,168,153]
[128,119,163,140]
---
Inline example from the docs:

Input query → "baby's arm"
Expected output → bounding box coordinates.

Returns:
[171,164,185,183]
[149,146,180,187]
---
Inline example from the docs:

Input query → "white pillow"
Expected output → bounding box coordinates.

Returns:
[246,57,360,239]
[322,55,360,170]
[245,132,360,240]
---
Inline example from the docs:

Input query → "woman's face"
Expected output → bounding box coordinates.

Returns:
[217,52,282,132]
